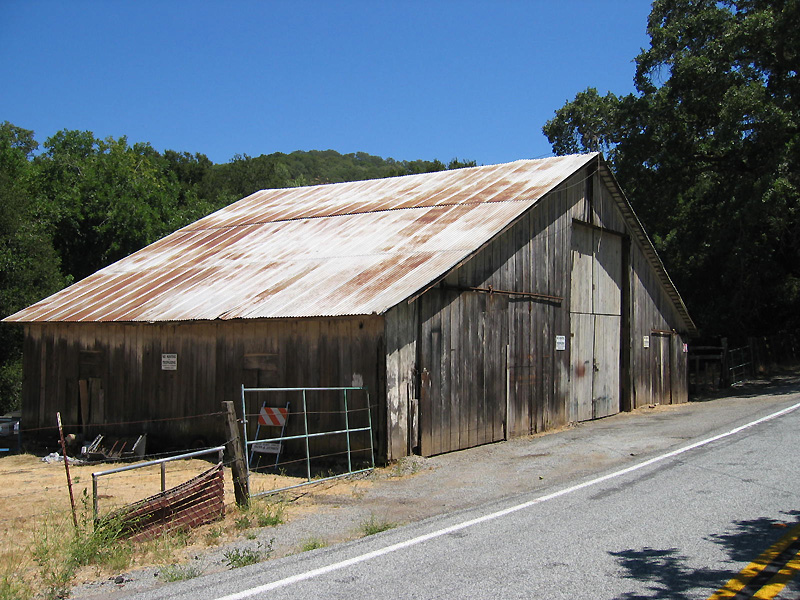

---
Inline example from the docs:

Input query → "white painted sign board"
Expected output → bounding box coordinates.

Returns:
[161,353,178,370]
[643,336,650,349]
[252,442,282,455]
[555,335,566,351]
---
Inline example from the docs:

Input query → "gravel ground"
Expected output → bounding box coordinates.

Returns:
[71,371,800,599]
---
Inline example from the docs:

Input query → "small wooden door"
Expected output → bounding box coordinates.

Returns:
[653,333,673,405]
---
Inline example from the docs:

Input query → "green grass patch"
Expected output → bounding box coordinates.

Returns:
[223,547,260,569]
[159,563,203,582]
[359,515,397,537]
[300,538,326,552]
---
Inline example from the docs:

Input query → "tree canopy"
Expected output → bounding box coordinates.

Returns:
[544,0,799,338]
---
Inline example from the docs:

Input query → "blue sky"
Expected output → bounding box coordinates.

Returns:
[1,1,652,166]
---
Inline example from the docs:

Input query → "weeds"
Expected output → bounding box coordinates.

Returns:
[256,504,284,527]
[30,515,75,600]
[141,528,191,565]
[301,538,326,552]
[223,547,260,569]
[223,539,273,569]
[360,515,397,536]
[71,517,133,571]
[0,575,32,600]
[30,504,133,600]
[0,550,32,600]
[235,499,285,530]
[159,563,202,582]
[204,526,224,545]
[387,457,425,478]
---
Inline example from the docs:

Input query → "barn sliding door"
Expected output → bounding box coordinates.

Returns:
[570,224,622,421]
[418,290,507,457]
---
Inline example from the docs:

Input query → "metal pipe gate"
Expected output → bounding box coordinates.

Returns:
[240,385,374,498]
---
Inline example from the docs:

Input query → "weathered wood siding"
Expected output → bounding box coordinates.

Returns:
[569,223,624,421]
[417,171,590,456]
[22,317,386,459]
[384,301,418,461]
[593,176,689,409]
[628,240,689,408]
[415,165,689,456]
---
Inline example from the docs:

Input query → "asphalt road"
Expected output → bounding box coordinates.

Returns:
[117,388,800,600]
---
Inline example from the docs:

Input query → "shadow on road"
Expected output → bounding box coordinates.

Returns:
[610,511,800,599]
[609,547,729,600]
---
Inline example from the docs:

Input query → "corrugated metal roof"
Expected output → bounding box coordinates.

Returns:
[5,154,606,323]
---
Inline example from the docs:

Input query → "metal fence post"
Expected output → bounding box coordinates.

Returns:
[343,389,352,473]
[366,389,375,468]
[92,473,99,523]
[302,389,311,481]
[240,385,251,495]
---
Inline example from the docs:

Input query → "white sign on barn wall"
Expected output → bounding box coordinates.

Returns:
[161,353,178,370]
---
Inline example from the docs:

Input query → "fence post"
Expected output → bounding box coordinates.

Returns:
[223,401,249,506]
[720,338,730,388]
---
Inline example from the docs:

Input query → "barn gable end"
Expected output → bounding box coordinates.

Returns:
[384,160,694,458]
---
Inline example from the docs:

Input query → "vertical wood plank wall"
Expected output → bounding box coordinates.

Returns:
[595,180,689,409]
[416,166,689,457]
[23,317,386,459]
[384,301,418,461]
[417,172,586,456]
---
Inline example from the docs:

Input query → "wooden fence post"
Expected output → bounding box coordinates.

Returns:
[720,338,730,388]
[223,401,249,507]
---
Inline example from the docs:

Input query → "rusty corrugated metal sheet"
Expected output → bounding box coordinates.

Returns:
[4,154,597,323]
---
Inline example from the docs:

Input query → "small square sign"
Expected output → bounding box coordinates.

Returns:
[555,335,566,351]
[161,353,178,371]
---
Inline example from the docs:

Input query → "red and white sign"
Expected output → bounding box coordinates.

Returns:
[258,406,288,427]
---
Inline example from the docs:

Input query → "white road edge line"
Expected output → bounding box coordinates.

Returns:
[215,400,800,600]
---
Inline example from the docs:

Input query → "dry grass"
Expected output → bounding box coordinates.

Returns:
[0,453,384,599]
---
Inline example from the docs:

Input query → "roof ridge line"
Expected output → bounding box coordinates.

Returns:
[183,194,542,233]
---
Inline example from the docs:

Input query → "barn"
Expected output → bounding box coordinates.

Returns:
[4,153,696,461]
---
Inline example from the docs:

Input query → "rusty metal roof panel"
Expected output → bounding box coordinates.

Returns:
[4,154,598,323]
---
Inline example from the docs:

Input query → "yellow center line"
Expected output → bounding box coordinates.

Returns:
[708,522,800,599]
[752,552,800,600]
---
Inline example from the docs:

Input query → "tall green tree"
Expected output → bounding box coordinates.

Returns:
[543,0,800,337]
[34,131,198,281]
[0,122,66,412]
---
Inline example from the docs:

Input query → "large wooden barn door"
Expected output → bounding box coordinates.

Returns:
[418,290,506,457]
[570,224,622,421]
